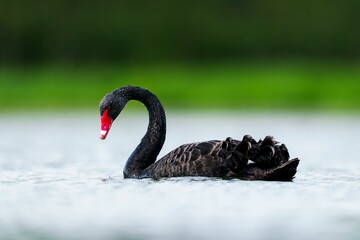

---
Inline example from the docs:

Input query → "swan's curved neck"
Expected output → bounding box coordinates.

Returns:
[118,87,166,178]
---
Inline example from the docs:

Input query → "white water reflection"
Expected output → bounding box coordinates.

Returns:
[0,112,360,240]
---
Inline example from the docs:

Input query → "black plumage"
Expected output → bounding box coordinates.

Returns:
[99,86,299,181]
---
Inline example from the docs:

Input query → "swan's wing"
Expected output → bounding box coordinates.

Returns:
[142,139,248,178]
[141,136,299,181]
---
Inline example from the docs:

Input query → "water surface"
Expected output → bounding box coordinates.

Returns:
[1,112,360,240]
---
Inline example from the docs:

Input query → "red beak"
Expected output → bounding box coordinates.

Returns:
[100,108,113,140]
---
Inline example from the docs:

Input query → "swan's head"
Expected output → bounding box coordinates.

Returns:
[99,90,127,140]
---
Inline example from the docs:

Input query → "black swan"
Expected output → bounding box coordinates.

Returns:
[99,86,299,180]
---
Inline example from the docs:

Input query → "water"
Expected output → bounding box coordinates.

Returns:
[1,111,360,240]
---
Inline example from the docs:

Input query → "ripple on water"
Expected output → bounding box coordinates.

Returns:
[1,113,360,240]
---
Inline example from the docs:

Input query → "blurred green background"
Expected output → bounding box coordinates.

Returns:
[1,0,359,112]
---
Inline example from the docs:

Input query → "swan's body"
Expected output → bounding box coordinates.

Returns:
[99,86,299,181]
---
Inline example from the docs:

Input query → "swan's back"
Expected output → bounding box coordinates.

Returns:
[142,141,223,178]
[141,137,250,178]
[140,136,298,180]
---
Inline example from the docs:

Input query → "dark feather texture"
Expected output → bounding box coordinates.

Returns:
[99,86,300,181]
[141,137,299,180]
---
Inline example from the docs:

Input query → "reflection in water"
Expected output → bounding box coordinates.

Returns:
[0,112,360,240]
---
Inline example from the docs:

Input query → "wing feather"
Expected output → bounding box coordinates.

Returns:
[142,139,248,178]
[140,135,298,181]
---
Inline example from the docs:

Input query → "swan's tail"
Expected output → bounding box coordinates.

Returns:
[235,135,300,181]
[248,136,291,168]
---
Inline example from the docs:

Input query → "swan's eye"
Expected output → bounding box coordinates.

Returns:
[100,107,113,140]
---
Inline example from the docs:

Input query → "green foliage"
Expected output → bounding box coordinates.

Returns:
[1,61,359,112]
[0,0,359,63]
